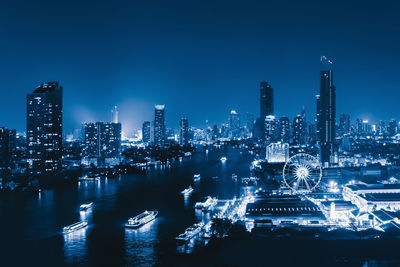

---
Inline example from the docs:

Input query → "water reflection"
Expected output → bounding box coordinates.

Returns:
[63,227,88,265]
[124,219,158,266]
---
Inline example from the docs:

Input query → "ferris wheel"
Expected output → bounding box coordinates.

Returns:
[282,153,322,194]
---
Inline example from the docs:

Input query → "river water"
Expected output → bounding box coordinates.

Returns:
[0,147,252,266]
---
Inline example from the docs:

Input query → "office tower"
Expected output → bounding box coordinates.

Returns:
[292,114,306,145]
[246,113,254,136]
[388,119,397,136]
[266,142,289,163]
[83,122,121,160]
[229,110,241,139]
[339,114,350,136]
[379,120,386,135]
[260,81,274,120]
[111,106,119,123]
[318,57,336,164]
[278,116,290,143]
[212,125,219,140]
[142,121,151,144]
[154,105,165,146]
[315,94,321,140]
[179,118,189,145]
[27,82,63,175]
[355,118,363,135]
[0,127,10,169]
[264,115,277,144]
[308,124,317,144]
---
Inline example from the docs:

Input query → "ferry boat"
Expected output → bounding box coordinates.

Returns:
[125,210,158,228]
[220,157,227,162]
[79,202,93,211]
[181,186,194,195]
[63,221,88,234]
[193,174,201,181]
[176,222,204,243]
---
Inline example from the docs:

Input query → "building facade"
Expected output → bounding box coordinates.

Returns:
[154,105,165,146]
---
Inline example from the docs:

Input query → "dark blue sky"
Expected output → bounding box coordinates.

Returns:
[0,0,399,135]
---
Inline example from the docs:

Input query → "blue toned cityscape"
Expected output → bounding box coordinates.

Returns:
[1,1,400,266]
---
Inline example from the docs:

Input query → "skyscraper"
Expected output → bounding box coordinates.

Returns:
[339,114,350,136]
[260,81,274,120]
[0,127,11,169]
[83,122,121,162]
[27,82,63,175]
[292,114,306,145]
[278,116,290,143]
[111,106,119,123]
[154,105,165,146]
[142,121,151,144]
[318,57,336,164]
[388,119,397,136]
[264,115,277,144]
[179,118,189,145]
[229,110,241,139]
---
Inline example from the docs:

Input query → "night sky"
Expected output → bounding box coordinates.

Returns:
[0,0,399,135]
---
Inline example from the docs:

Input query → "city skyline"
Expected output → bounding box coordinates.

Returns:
[1,1,400,133]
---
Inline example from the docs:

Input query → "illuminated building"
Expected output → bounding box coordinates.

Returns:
[264,115,277,144]
[179,118,189,145]
[0,127,15,169]
[388,119,397,136]
[142,121,151,144]
[111,105,118,123]
[229,110,240,139]
[245,195,326,226]
[318,56,336,165]
[27,82,63,175]
[339,114,350,136]
[83,122,121,165]
[292,114,306,145]
[278,116,290,143]
[154,105,165,146]
[260,81,273,119]
[266,142,289,163]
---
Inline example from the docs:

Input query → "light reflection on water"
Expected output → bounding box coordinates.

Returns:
[63,227,88,265]
[124,219,158,266]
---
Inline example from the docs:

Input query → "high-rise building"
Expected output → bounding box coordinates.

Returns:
[83,122,121,160]
[179,118,189,145]
[246,113,254,137]
[142,121,151,144]
[292,114,306,145]
[339,114,350,136]
[111,106,119,123]
[260,81,274,120]
[229,110,241,139]
[379,120,386,135]
[278,116,290,143]
[154,105,165,146]
[388,119,397,136]
[264,115,277,144]
[27,82,63,174]
[316,94,321,140]
[0,127,11,169]
[318,57,336,164]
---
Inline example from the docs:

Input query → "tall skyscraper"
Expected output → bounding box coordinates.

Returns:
[260,81,274,120]
[318,57,336,164]
[83,122,121,161]
[0,127,11,169]
[142,121,151,144]
[154,105,165,146]
[27,82,63,175]
[111,106,119,123]
[388,119,397,136]
[292,114,306,145]
[229,110,241,139]
[179,118,189,145]
[339,114,350,136]
[264,115,277,144]
[278,116,290,143]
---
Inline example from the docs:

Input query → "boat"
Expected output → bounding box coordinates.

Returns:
[181,186,194,195]
[80,202,93,211]
[125,210,158,228]
[63,221,88,234]
[193,174,201,181]
[220,157,227,162]
[78,175,100,182]
[176,222,204,243]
